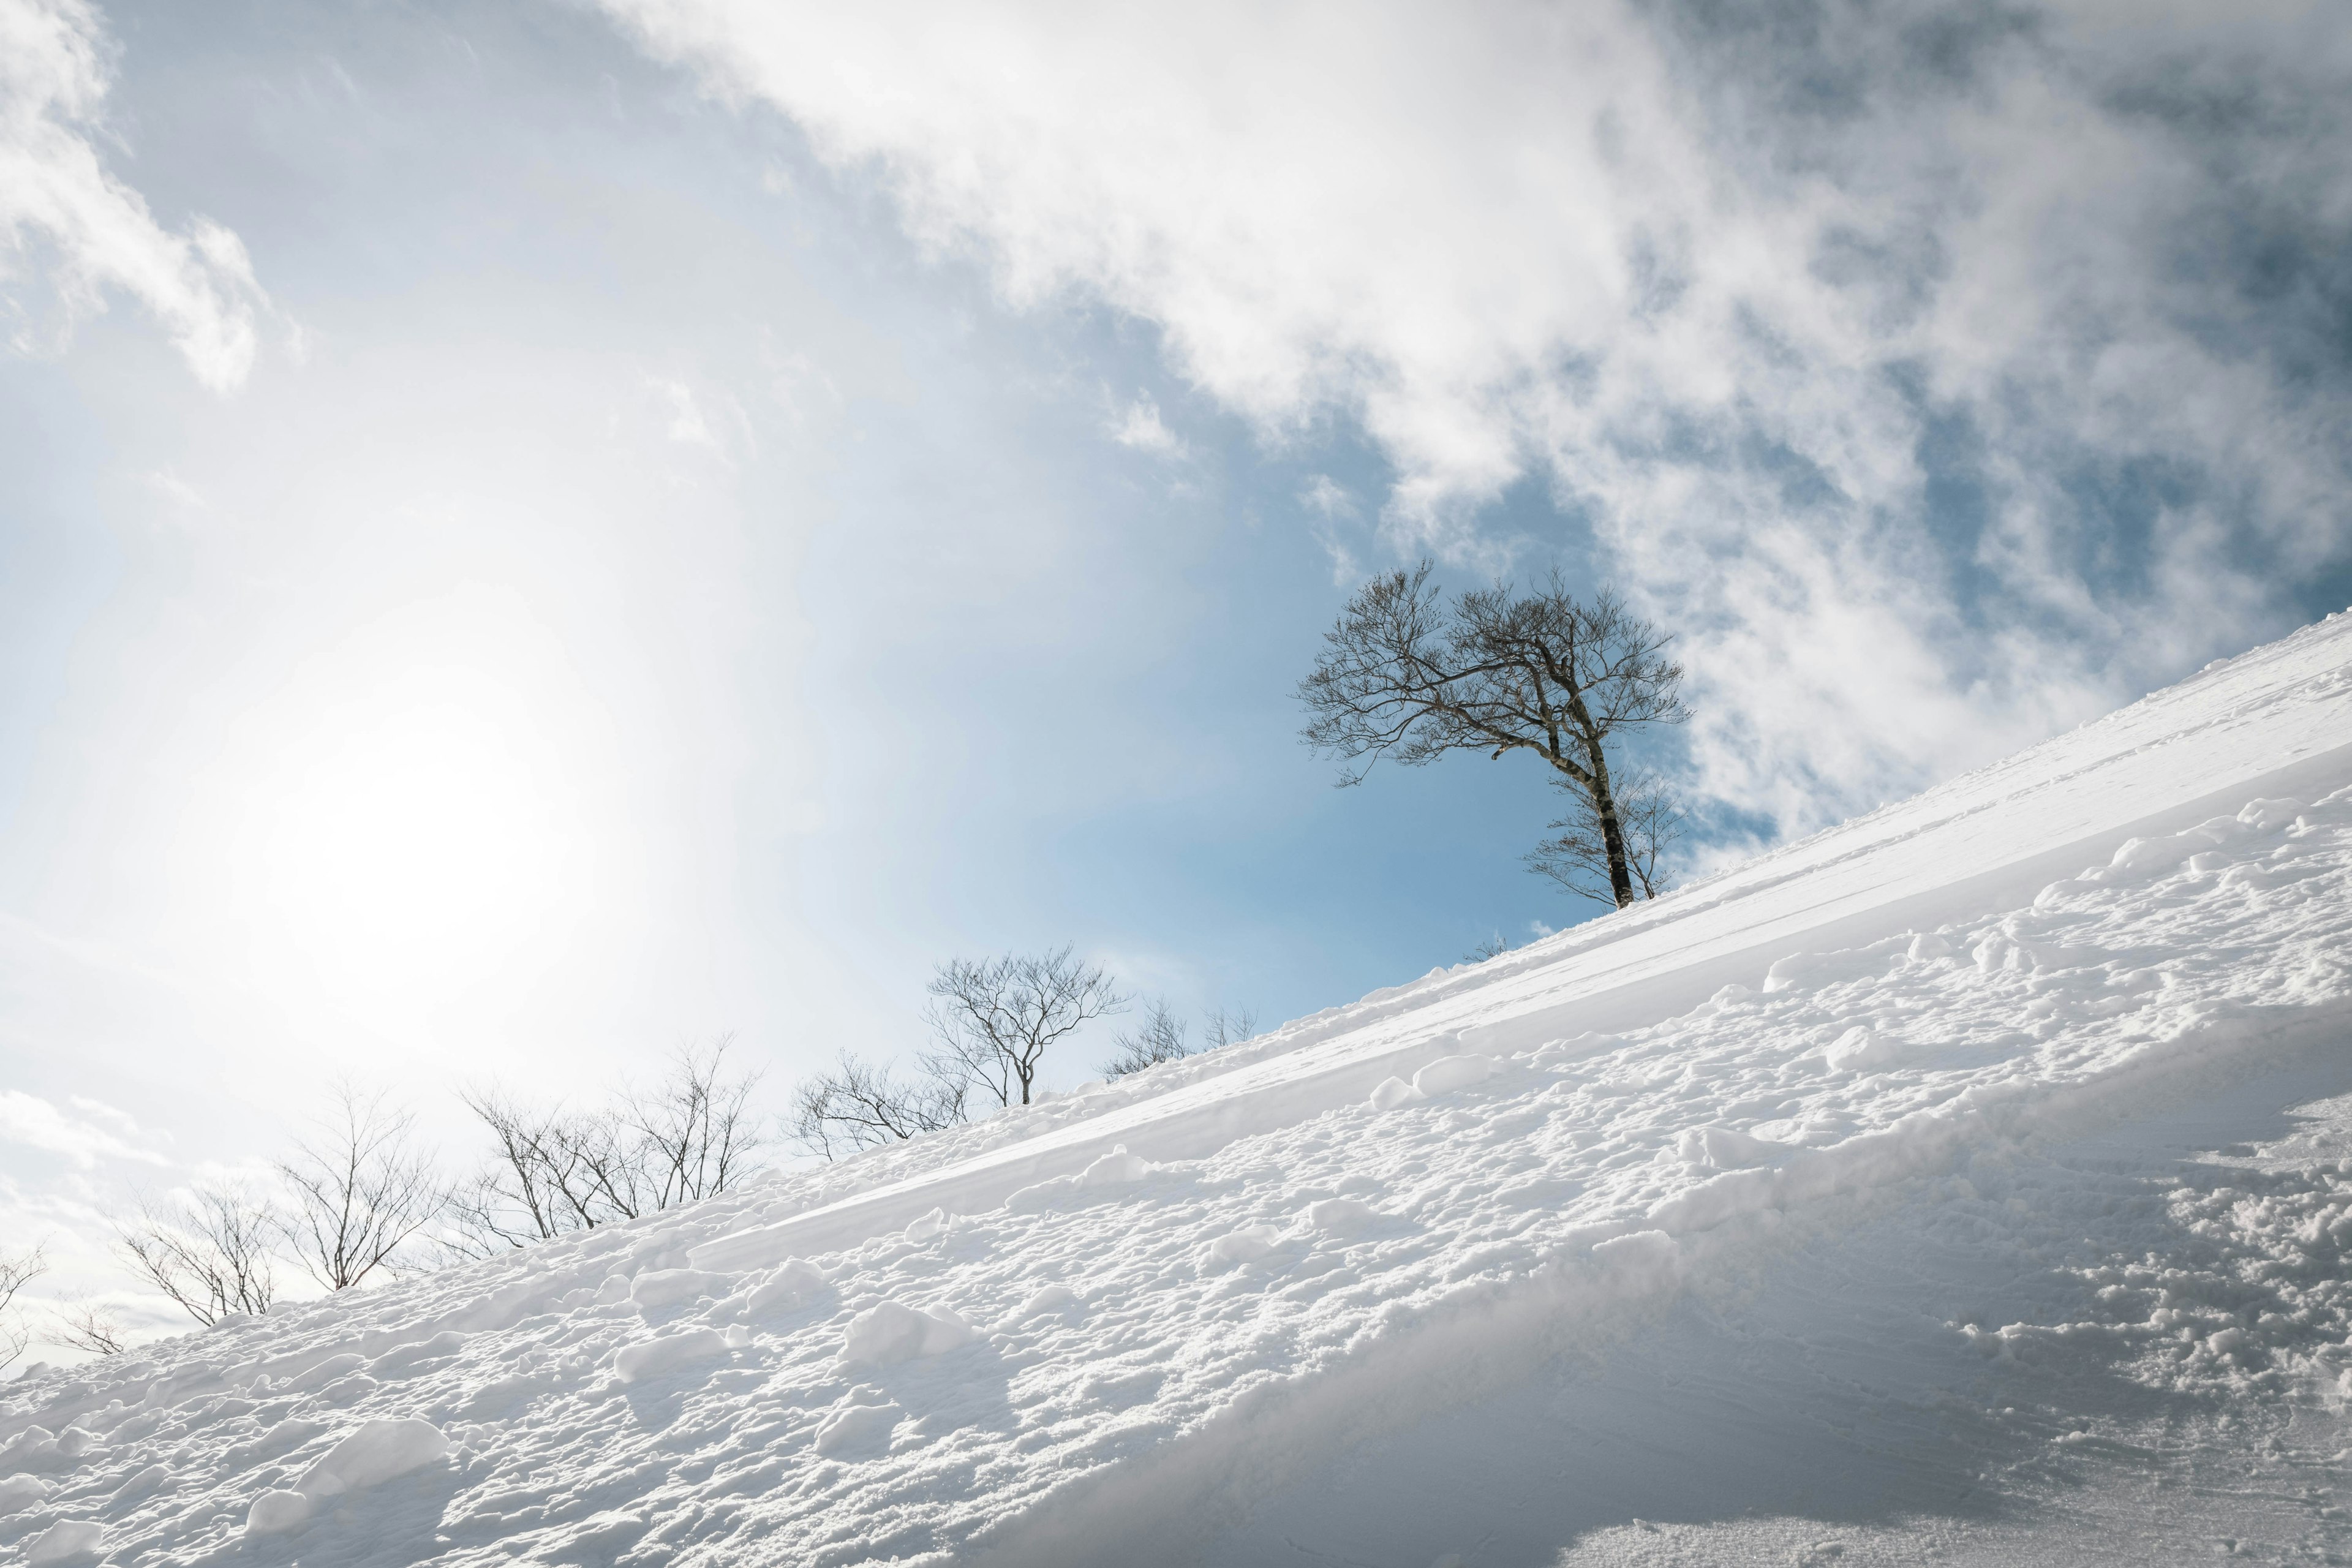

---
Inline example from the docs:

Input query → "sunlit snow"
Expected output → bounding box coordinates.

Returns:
[6,613,2352,1564]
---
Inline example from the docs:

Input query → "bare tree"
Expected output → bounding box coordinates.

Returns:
[279,1084,445,1292]
[1526,766,1688,905]
[626,1039,766,1208]
[925,946,1127,1108]
[443,1042,767,1256]
[1298,561,1691,909]
[440,1090,599,1257]
[116,1185,277,1326]
[45,1297,129,1357]
[1463,932,1510,963]
[1101,999,1189,1078]
[1,1243,45,1373]
[790,1051,968,1160]
[1203,1007,1258,1050]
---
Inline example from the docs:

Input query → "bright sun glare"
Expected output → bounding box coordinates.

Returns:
[205,592,606,1017]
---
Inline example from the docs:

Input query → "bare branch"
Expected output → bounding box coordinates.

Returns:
[623,1038,767,1208]
[1203,1007,1258,1050]
[1101,998,1189,1078]
[1526,767,1689,906]
[1298,561,1692,908]
[45,1297,130,1357]
[0,1243,45,1374]
[279,1082,445,1292]
[116,1186,278,1326]
[442,1041,769,1256]
[790,1051,967,1161]
[1463,932,1510,963]
[925,946,1128,1107]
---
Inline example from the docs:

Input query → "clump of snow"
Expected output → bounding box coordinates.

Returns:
[1302,1196,1379,1232]
[246,1417,451,1536]
[737,1258,827,1314]
[1412,1053,1499,1097]
[25,1519,102,1564]
[1202,1224,1284,1269]
[628,1268,731,1310]
[1080,1144,1152,1185]
[611,1329,729,1384]
[839,1300,971,1366]
[812,1393,903,1457]
[0,1474,50,1512]
[1672,1125,1779,1169]
[300,1417,447,1495]
[243,1488,309,1537]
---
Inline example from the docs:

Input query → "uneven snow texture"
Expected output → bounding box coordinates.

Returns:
[5,614,2352,1566]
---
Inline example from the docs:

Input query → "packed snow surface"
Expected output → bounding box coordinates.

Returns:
[9,612,2352,1566]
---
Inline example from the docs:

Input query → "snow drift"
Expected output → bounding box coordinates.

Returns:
[7,611,2352,1566]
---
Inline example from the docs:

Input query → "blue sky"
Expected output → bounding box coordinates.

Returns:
[4,0,2350,1321]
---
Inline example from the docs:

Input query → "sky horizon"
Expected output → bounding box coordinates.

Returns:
[4,0,2350,1349]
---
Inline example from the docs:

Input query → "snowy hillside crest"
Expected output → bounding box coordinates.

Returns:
[7,609,2352,1564]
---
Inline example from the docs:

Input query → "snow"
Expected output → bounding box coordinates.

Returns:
[610,1330,730,1385]
[6,610,2352,1564]
[22,1521,99,1565]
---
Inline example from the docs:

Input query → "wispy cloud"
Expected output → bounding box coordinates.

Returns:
[651,377,718,448]
[1107,390,1185,459]
[1300,474,1362,583]
[0,1089,163,1168]
[0,0,273,390]
[597,0,2352,837]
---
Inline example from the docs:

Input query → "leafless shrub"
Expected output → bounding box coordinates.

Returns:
[45,1297,129,1357]
[925,946,1127,1108]
[116,1185,278,1326]
[279,1083,445,1291]
[1101,1000,1189,1078]
[790,1051,968,1161]
[442,1039,766,1256]
[1203,1007,1259,1050]
[627,1038,765,1208]
[1463,932,1510,963]
[1,1243,44,1373]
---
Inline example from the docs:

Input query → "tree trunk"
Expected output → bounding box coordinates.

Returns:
[1585,737,1637,909]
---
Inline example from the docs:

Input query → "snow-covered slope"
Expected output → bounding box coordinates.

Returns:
[9,611,2352,1567]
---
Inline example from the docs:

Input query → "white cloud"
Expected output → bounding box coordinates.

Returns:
[1107,390,1185,458]
[0,1089,161,1167]
[652,376,718,448]
[1298,475,1354,521]
[1300,475,1364,584]
[0,0,271,390]
[600,1,2352,834]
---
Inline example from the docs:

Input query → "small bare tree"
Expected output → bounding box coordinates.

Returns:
[1204,1007,1258,1049]
[1526,766,1688,905]
[1298,561,1691,909]
[1101,999,1189,1078]
[279,1084,445,1291]
[46,1297,129,1357]
[925,946,1127,1108]
[442,1090,600,1256]
[627,1039,766,1208]
[117,1185,278,1325]
[1,1243,45,1373]
[790,1052,968,1160]
[443,1041,767,1256]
